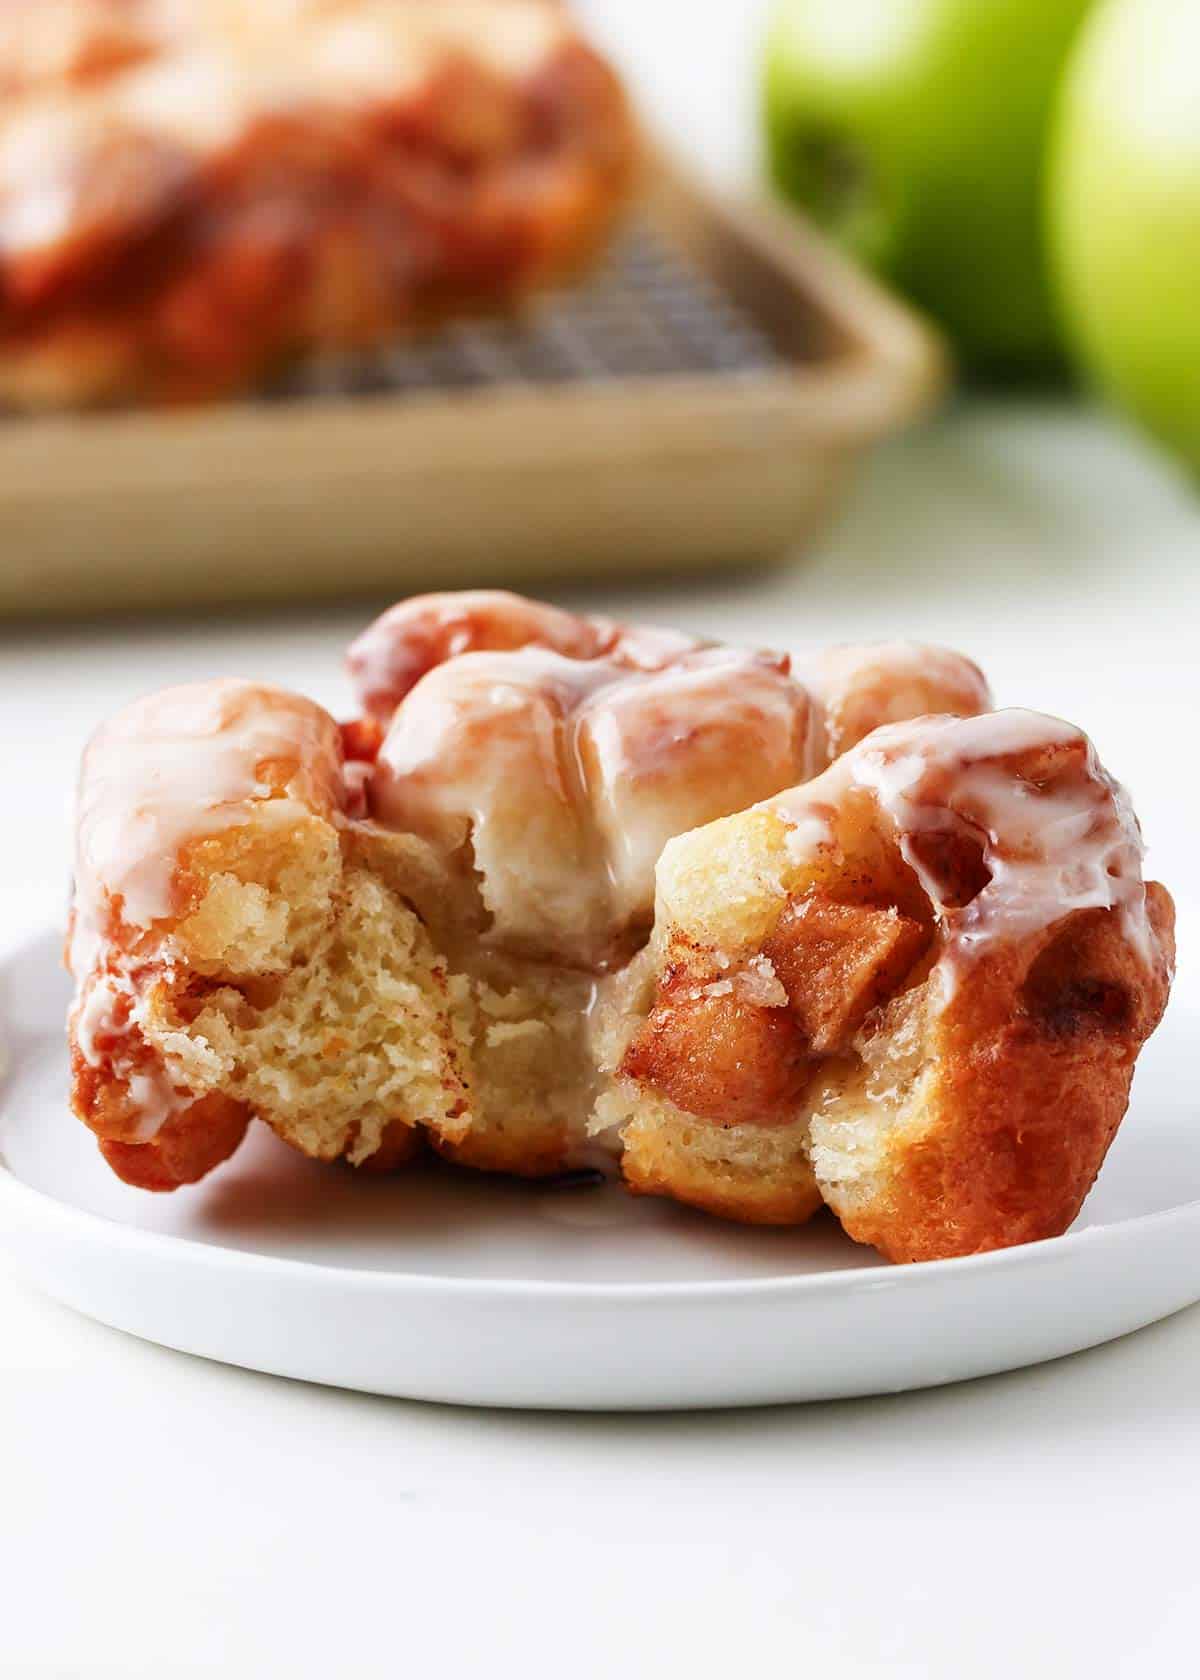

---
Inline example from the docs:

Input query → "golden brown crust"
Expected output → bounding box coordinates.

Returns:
[432,1122,567,1181]
[838,885,1176,1262]
[620,1107,824,1226]
[96,1094,252,1191]
[355,1118,425,1174]
[70,957,259,1189]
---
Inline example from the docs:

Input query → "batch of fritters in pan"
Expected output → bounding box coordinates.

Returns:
[67,591,1175,1263]
[0,0,635,406]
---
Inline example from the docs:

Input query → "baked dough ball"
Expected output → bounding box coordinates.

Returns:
[0,1,635,405]
[346,588,709,721]
[802,640,991,761]
[610,710,1175,1260]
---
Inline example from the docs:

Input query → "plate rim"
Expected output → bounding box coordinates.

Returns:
[3,926,1197,1305]
[4,1127,1200,1306]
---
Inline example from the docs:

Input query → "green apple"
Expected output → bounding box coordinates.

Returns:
[1049,0,1200,472]
[763,0,1095,372]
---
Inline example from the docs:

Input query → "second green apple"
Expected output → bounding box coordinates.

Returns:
[764,0,1095,371]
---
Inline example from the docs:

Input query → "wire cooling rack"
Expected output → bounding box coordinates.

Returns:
[264,222,790,402]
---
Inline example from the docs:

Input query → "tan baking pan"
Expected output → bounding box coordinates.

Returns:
[0,151,947,616]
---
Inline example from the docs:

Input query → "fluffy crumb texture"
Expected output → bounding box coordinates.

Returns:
[432,961,597,1178]
[72,802,469,1182]
[71,795,615,1187]
[159,864,475,1168]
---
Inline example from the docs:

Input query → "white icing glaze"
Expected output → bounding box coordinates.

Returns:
[347,590,708,721]
[348,591,619,719]
[369,642,816,964]
[772,709,1157,992]
[371,648,611,958]
[125,1068,179,1141]
[73,969,178,1141]
[71,678,342,978]
[577,651,819,929]
[356,602,1002,971]
[0,103,91,255]
[74,971,126,1066]
[0,175,76,261]
[118,49,251,148]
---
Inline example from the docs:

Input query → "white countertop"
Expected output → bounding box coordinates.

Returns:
[3,6,1199,1675]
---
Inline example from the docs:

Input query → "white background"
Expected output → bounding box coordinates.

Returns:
[3,5,1200,1676]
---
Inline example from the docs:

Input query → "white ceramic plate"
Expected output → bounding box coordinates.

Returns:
[2,930,1197,1410]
